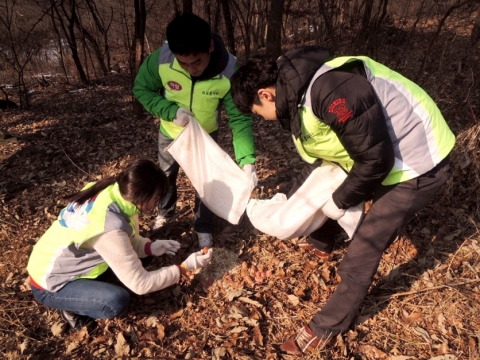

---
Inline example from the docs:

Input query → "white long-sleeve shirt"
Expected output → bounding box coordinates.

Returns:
[86,230,180,295]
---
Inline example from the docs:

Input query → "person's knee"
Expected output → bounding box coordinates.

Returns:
[338,268,374,288]
[102,287,130,318]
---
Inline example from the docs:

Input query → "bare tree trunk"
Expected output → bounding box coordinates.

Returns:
[361,0,374,35]
[85,0,113,72]
[221,0,236,55]
[416,0,473,82]
[471,10,480,46]
[132,0,146,116]
[317,0,335,47]
[49,5,69,82]
[213,0,221,33]
[266,0,285,58]
[183,0,193,13]
[56,0,88,83]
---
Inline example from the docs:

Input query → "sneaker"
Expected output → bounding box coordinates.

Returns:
[197,232,213,248]
[280,324,331,356]
[151,214,172,231]
[60,310,95,331]
[297,237,331,259]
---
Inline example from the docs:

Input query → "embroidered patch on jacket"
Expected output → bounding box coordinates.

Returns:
[167,81,182,91]
[328,98,353,123]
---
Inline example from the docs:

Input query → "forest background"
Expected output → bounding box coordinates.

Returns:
[1,0,480,359]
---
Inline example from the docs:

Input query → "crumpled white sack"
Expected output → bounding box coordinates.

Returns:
[246,161,364,240]
[166,116,255,224]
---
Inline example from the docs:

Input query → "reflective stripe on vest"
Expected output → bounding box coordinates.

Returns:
[27,183,139,292]
[158,42,236,138]
[298,56,455,185]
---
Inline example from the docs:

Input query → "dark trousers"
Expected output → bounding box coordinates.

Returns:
[158,130,218,233]
[304,157,451,339]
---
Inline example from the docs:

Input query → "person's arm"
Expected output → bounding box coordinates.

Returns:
[222,89,256,167]
[132,47,179,121]
[311,71,395,209]
[91,230,180,295]
[130,234,150,258]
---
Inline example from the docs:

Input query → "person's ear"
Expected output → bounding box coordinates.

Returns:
[257,89,274,102]
[209,39,214,53]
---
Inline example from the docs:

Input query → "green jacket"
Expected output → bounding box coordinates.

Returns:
[133,39,255,167]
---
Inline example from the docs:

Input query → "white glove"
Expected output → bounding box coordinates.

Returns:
[173,107,193,127]
[182,248,213,270]
[323,197,346,220]
[243,164,258,187]
[150,240,181,256]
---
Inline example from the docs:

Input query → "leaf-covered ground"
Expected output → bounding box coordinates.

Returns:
[1,73,480,360]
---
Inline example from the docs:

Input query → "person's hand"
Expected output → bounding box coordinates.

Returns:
[150,240,181,256]
[243,164,258,187]
[173,107,193,127]
[323,197,346,220]
[182,248,213,271]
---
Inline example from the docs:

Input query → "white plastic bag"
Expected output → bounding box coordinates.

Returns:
[166,117,255,224]
[246,162,364,240]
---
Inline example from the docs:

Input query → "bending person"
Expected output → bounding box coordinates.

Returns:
[230,47,454,356]
[27,159,212,331]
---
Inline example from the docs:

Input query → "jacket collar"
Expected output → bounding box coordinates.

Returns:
[275,46,333,137]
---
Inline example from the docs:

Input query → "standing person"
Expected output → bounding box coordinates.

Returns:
[133,13,256,248]
[230,47,455,356]
[27,159,213,331]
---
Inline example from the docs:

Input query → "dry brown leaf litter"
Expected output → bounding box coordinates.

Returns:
[0,70,479,359]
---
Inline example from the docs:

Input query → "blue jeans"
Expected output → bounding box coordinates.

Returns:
[30,257,153,319]
[31,279,130,319]
[158,129,218,233]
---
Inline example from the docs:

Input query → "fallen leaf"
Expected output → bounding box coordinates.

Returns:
[19,339,28,354]
[437,341,449,355]
[65,341,79,355]
[401,310,423,325]
[157,324,165,340]
[169,308,184,320]
[146,316,158,327]
[51,322,67,337]
[413,327,431,343]
[238,297,262,307]
[230,326,248,333]
[287,294,299,306]
[227,289,244,301]
[356,344,388,358]
[253,326,263,346]
[114,333,130,356]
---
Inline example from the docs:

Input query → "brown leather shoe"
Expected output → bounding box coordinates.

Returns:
[280,324,332,356]
[297,238,331,259]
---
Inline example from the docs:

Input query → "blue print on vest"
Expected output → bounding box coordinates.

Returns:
[59,200,94,229]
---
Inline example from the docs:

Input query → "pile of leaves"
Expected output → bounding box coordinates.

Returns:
[1,73,479,360]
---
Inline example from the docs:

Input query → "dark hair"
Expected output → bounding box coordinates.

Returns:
[166,13,211,55]
[64,159,169,209]
[230,58,278,114]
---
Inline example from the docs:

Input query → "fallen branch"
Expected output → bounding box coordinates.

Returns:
[59,143,93,176]
[374,278,480,300]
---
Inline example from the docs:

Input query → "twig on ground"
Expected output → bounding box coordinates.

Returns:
[374,278,480,299]
[59,143,93,176]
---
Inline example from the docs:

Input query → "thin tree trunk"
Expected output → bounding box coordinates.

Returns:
[49,5,69,82]
[57,0,88,83]
[183,0,193,13]
[132,0,146,115]
[266,0,285,58]
[221,0,236,55]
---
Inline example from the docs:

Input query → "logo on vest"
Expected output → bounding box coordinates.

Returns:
[167,81,182,91]
[328,98,353,123]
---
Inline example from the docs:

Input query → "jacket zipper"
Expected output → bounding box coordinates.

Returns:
[190,78,197,111]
